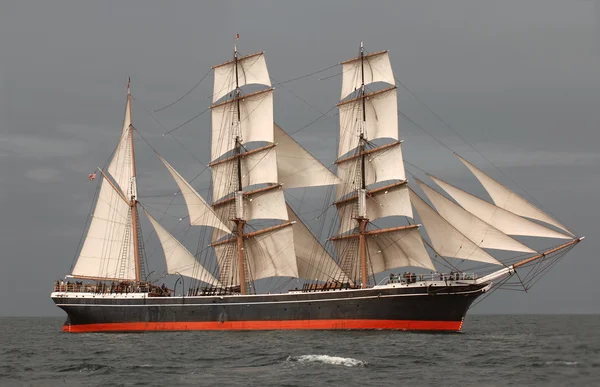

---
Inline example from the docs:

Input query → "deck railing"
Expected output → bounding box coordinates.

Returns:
[381,272,478,285]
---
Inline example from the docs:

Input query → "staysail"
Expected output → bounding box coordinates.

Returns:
[457,154,574,236]
[417,180,536,254]
[144,210,220,285]
[409,188,502,265]
[429,175,572,240]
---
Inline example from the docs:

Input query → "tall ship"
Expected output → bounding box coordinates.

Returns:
[51,42,583,332]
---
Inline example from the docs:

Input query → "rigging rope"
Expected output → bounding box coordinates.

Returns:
[152,69,212,112]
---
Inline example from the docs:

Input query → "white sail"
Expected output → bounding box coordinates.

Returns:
[409,189,502,265]
[122,89,132,134]
[334,226,435,279]
[457,155,574,236]
[107,126,137,200]
[214,224,298,285]
[429,175,572,240]
[287,205,349,283]
[73,177,136,281]
[144,210,220,285]
[418,180,536,254]
[336,142,405,199]
[274,123,341,188]
[338,87,398,157]
[158,155,232,234]
[336,183,412,235]
[212,52,271,103]
[211,89,274,161]
[211,146,279,201]
[213,185,288,225]
[340,50,395,99]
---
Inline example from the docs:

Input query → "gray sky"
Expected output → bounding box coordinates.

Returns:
[0,0,598,316]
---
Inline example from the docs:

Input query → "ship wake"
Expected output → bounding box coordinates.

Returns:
[287,354,367,367]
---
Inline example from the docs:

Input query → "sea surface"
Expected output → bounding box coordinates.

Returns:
[0,315,598,387]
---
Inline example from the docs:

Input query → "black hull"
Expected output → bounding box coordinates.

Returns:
[52,284,488,332]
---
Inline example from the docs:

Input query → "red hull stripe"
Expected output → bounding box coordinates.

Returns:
[63,319,463,333]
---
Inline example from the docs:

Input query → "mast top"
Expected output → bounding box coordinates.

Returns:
[127,77,131,95]
[234,33,240,56]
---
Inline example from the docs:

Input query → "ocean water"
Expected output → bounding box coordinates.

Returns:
[0,315,598,387]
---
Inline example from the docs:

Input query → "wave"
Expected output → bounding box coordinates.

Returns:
[57,363,114,373]
[287,354,367,367]
[544,361,579,366]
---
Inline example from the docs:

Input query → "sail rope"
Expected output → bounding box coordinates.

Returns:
[152,69,212,112]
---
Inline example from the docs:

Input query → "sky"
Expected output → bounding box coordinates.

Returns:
[0,0,599,316]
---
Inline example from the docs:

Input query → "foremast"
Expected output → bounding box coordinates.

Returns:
[332,43,435,287]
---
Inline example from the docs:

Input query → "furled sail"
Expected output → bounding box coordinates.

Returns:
[212,52,271,103]
[429,175,572,240]
[213,223,298,285]
[417,180,536,254]
[211,89,274,161]
[73,177,136,280]
[340,50,395,99]
[158,155,232,234]
[274,123,341,188]
[287,205,349,283]
[456,154,574,236]
[144,210,220,285]
[337,87,398,158]
[409,189,502,265]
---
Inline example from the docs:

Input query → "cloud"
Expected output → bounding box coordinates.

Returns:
[467,146,600,168]
[25,167,63,182]
[0,134,88,160]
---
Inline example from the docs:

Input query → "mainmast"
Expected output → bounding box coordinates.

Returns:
[233,43,247,294]
[209,40,298,295]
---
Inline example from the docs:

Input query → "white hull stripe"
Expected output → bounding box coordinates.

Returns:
[54,287,487,308]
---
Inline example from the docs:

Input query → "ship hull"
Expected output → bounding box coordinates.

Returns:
[52,283,488,333]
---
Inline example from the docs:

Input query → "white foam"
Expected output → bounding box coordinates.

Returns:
[288,354,366,367]
[545,361,579,366]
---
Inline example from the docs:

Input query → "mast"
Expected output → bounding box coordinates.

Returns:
[357,41,369,288]
[232,43,247,294]
[334,44,434,283]
[127,78,142,282]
